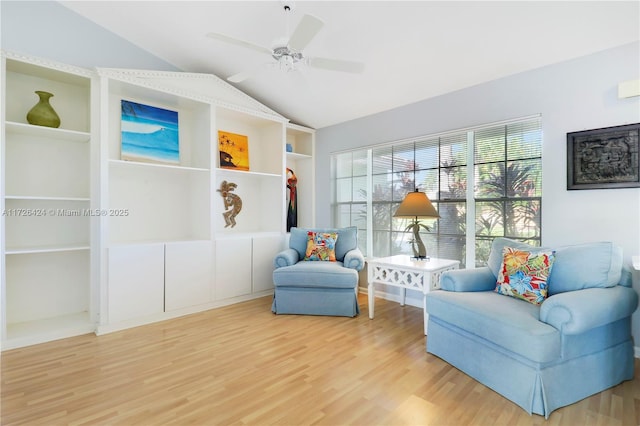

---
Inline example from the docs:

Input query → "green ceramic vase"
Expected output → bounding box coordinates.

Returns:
[26,91,60,128]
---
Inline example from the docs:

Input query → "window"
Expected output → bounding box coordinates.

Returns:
[474,120,543,264]
[331,116,542,267]
[333,150,368,254]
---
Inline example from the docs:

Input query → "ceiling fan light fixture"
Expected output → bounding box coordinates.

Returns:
[279,54,295,72]
[207,2,364,82]
[272,46,303,72]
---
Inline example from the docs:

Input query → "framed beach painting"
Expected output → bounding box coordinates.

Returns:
[121,100,179,165]
[218,130,250,171]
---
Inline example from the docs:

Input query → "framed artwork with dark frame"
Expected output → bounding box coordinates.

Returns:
[567,123,640,190]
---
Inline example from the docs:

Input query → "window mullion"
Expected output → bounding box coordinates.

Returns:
[366,149,373,258]
[503,125,509,198]
[466,130,475,268]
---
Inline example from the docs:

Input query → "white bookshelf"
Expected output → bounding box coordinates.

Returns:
[103,76,212,246]
[6,245,91,255]
[213,105,287,235]
[1,56,316,346]
[1,52,96,349]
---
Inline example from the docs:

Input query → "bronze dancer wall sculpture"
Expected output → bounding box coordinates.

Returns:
[218,180,242,228]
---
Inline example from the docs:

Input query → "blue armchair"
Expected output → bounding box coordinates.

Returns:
[426,238,638,418]
[272,227,365,317]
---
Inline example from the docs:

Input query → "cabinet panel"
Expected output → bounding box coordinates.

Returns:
[107,244,165,323]
[165,241,212,311]
[214,237,252,300]
[252,234,283,292]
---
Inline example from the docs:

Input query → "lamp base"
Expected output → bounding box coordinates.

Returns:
[410,255,430,261]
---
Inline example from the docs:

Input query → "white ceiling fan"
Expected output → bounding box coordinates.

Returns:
[206,3,364,83]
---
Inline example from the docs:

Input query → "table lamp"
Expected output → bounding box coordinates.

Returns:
[393,189,440,259]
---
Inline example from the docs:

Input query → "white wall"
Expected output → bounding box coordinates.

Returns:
[2,0,640,346]
[1,1,178,71]
[316,41,640,344]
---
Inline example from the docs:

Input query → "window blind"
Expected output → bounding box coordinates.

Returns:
[331,116,542,266]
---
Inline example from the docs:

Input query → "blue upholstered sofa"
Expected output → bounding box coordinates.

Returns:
[272,227,365,317]
[426,238,638,418]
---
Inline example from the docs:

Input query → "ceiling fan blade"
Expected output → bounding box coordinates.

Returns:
[288,14,324,52]
[206,32,272,55]
[227,70,254,83]
[227,62,274,83]
[307,57,365,74]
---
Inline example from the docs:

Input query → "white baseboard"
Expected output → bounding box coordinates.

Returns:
[358,285,423,308]
[96,290,274,335]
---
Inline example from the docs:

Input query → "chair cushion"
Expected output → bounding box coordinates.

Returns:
[487,238,623,296]
[547,242,622,295]
[427,290,561,363]
[290,227,357,262]
[273,261,358,289]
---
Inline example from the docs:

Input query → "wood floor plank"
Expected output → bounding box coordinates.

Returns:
[2,294,640,425]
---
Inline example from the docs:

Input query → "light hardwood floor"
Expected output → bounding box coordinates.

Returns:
[2,294,639,426]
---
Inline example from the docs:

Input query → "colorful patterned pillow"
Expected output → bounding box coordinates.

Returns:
[495,247,556,305]
[303,231,339,261]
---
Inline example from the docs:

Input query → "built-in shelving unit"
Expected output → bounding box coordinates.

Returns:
[103,75,212,246]
[1,54,315,347]
[1,52,96,349]
[213,106,286,235]
[285,124,315,229]
[211,106,287,298]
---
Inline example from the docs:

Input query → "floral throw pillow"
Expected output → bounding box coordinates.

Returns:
[495,247,556,305]
[304,231,339,261]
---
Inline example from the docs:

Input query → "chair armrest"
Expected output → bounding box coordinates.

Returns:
[440,267,496,292]
[540,286,639,334]
[273,248,300,268]
[344,248,365,271]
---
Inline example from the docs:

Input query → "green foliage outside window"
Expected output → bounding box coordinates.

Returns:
[332,117,542,267]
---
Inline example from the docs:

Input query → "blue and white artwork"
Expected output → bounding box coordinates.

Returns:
[121,100,179,164]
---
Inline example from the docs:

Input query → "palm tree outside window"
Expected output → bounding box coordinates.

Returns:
[331,116,542,267]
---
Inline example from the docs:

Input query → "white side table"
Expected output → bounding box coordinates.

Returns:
[367,255,460,335]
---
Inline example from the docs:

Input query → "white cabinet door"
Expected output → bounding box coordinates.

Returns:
[214,237,252,300]
[107,244,165,323]
[252,234,284,292]
[165,241,212,311]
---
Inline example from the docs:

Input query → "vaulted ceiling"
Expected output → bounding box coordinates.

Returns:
[60,1,639,129]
